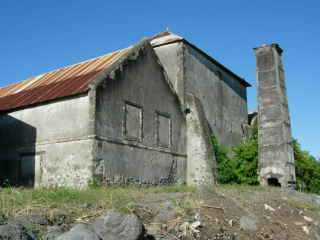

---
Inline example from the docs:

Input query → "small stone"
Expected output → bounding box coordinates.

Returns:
[264,204,275,212]
[294,222,304,226]
[302,226,310,235]
[240,216,257,232]
[228,219,234,227]
[303,216,313,223]
[153,201,177,223]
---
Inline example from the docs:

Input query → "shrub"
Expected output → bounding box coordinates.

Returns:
[232,127,259,185]
[211,136,238,184]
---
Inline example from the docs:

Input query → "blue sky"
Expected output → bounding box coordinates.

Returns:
[0,1,319,157]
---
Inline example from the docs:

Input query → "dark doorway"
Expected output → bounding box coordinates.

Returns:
[20,154,36,187]
[0,115,37,187]
[267,178,281,187]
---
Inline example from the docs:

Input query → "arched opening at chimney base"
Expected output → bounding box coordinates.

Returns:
[267,178,281,187]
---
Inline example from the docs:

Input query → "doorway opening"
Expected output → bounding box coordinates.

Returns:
[267,177,281,187]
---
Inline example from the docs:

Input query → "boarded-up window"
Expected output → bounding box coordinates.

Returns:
[20,153,42,188]
[20,155,35,187]
[124,102,143,141]
[156,112,171,148]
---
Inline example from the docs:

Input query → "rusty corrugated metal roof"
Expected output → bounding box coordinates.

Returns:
[0,48,130,112]
[0,31,250,113]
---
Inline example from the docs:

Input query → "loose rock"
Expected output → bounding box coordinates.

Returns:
[239,216,257,232]
[44,226,65,240]
[92,211,144,240]
[57,224,99,240]
[0,223,35,240]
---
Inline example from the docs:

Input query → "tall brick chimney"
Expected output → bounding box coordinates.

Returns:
[254,43,296,188]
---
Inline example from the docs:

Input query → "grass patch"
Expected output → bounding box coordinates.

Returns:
[0,185,195,220]
[287,199,320,212]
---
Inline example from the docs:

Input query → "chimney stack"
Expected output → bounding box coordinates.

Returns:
[254,43,296,188]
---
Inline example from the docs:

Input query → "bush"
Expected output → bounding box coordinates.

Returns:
[212,136,238,184]
[232,126,259,185]
[212,124,259,185]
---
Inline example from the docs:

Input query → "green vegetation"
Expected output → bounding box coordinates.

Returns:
[214,124,320,194]
[212,136,238,184]
[212,124,259,185]
[294,140,320,194]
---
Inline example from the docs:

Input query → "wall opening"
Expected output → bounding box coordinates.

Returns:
[267,177,281,187]
[0,115,37,188]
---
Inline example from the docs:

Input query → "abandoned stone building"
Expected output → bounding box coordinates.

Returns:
[0,32,250,188]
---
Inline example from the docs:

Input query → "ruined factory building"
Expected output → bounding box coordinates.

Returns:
[0,32,250,188]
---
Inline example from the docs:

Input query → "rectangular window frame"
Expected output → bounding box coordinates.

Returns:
[155,111,172,149]
[123,101,143,142]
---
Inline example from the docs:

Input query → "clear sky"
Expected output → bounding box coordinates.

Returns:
[0,1,319,157]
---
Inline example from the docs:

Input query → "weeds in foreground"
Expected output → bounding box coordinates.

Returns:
[0,185,196,220]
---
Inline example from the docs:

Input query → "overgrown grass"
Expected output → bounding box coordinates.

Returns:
[0,185,196,220]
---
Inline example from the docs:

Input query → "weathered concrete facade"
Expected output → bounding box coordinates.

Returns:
[152,35,249,148]
[255,44,296,187]
[94,44,186,185]
[0,95,95,188]
[151,33,250,185]
[0,32,250,188]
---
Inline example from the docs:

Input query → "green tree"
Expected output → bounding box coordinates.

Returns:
[294,140,320,194]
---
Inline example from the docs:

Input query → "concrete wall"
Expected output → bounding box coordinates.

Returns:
[184,45,248,147]
[154,42,248,147]
[153,42,185,105]
[0,95,94,188]
[95,45,187,185]
[186,94,216,186]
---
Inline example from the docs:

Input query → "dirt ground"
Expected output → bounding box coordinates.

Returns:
[135,186,320,240]
[1,186,320,239]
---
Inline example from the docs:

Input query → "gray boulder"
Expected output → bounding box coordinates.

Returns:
[0,223,35,240]
[239,216,257,232]
[44,226,65,240]
[92,211,144,240]
[153,201,177,223]
[56,224,100,240]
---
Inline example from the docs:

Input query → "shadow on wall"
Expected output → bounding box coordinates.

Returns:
[0,114,36,187]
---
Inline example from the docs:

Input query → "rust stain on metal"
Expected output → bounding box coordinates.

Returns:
[0,48,130,112]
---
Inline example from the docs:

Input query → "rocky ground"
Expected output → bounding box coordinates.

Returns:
[0,185,319,239]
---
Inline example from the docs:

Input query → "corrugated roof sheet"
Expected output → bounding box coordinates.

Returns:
[0,48,130,112]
